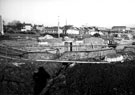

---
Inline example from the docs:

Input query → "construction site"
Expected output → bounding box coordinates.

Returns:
[1,11,135,95]
[0,29,135,95]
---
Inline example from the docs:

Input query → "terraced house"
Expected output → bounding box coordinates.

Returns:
[21,23,32,32]
[43,27,63,34]
[112,26,126,32]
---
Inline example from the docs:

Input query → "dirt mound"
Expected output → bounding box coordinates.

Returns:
[0,60,64,95]
[0,62,36,95]
[1,58,135,95]
[48,62,135,95]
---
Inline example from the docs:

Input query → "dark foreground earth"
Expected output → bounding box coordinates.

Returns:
[0,59,135,95]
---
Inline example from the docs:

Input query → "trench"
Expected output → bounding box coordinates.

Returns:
[33,63,69,95]
[33,67,51,95]
[1,58,135,95]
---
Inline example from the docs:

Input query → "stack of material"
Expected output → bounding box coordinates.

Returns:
[105,48,135,62]
[38,35,54,40]
[59,49,116,61]
[39,38,62,43]
[83,37,105,45]
[104,53,124,62]
[64,36,74,42]
[72,40,84,51]
[83,37,106,50]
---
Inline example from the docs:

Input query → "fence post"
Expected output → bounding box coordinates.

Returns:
[70,42,72,51]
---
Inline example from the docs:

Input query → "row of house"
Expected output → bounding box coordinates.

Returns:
[21,23,44,32]
[21,23,103,35]
[19,23,135,36]
[112,26,135,32]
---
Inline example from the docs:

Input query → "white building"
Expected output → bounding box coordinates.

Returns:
[89,31,104,36]
[66,28,79,34]
[21,23,32,32]
[35,25,44,31]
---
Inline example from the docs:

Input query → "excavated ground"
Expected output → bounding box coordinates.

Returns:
[1,38,135,95]
[49,62,135,95]
[0,57,135,95]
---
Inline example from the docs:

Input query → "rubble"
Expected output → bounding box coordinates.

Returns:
[59,49,116,61]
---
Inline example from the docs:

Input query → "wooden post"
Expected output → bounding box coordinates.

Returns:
[70,42,72,51]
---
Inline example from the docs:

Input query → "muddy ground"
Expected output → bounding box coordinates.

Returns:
[0,59,135,95]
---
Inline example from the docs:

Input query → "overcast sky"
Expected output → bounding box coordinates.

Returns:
[0,0,135,27]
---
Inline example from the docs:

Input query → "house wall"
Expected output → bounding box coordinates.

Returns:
[67,29,79,34]
[112,26,126,31]
[25,26,32,31]
[44,28,63,34]
[21,24,32,32]
[130,28,135,33]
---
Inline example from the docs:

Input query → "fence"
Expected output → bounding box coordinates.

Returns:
[0,43,135,63]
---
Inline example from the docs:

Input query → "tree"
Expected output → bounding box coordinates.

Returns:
[8,20,23,30]
[63,25,73,34]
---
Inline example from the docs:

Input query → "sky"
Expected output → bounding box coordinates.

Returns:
[0,0,135,27]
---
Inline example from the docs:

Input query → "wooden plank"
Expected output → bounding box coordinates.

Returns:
[35,59,110,64]
[0,54,110,64]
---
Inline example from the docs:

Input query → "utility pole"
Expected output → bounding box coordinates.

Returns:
[66,18,67,26]
[58,16,60,38]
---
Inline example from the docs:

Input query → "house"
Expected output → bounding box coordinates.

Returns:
[130,27,135,32]
[79,27,100,35]
[34,24,44,31]
[43,27,63,34]
[63,25,73,34]
[97,27,108,31]
[112,26,126,32]
[66,27,80,34]
[89,31,104,36]
[83,37,106,50]
[87,27,97,34]
[21,23,32,32]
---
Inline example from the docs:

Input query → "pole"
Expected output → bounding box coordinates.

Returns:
[66,18,67,26]
[58,16,60,38]
[0,15,4,35]
[70,42,72,51]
